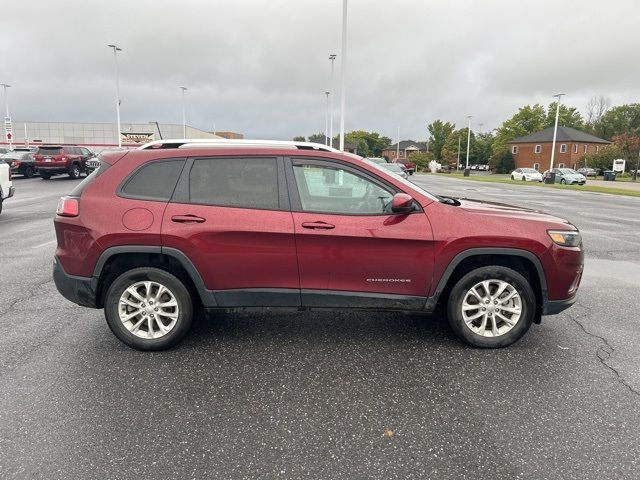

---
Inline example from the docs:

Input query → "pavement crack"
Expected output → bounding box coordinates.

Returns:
[567,309,640,397]
[0,278,54,319]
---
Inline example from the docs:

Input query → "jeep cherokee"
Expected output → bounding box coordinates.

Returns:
[53,140,583,350]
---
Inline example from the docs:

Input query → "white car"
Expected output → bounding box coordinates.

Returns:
[0,162,16,215]
[511,168,543,182]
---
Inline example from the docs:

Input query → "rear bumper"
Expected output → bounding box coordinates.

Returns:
[53,257,98,308]
[542,293,577,315]
[36,166,69,174]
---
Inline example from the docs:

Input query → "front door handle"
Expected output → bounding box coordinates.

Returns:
[171,214,206,224]
[301,221,335,230]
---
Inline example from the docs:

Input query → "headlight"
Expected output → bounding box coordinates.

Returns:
[547,230,581,247]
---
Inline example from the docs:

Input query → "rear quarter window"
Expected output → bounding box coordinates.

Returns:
[120,159,186,201]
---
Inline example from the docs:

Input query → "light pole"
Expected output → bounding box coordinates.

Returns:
[465,115,472,169]
[107,44,123,148]
[396,126,400,160]
[457,135,461,170]
[549,93,565,171]
[339,0,348,151]
[179,86,188,138]
[328,54,336,147]
[324,91,330,145]
[1,83,11,150]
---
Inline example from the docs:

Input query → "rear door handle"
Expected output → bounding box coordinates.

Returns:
[171,214,206,224]
[301,221,335,230]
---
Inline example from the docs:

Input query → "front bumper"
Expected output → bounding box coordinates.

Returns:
[53,257,98,308]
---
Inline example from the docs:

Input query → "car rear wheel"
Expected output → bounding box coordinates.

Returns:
[511,175,515,180]
[24,166,35,178]
[522,176,526,181]
[104,267,194,351]
[447,266,535,348]
[40,172,51,180]
[68,164,81,179]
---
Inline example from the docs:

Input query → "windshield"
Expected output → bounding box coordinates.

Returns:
[1,152,29,160]
[522,168,539,173]
[560,168,577,174]
[362,159,437,201]
[384,164,404,172]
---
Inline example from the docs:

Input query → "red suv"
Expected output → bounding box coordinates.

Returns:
[53,140,583,350]
[34,145,94,179]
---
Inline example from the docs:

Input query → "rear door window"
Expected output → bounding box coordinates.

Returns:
[120,159,186,201]
[188,157,279,210]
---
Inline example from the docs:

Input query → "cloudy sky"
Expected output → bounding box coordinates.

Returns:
[1,0,638,141]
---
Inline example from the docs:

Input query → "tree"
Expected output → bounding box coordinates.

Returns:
[292,135,306,142]
[344,131,392,157]
[473,132,495,165]
[585,96,611,134]
[408,151,434,172]
[593,104,640,140]
[545,102,584,130]
[580,144,623,172]
[307,133,326,144]
[489,150,515,174]
[612,134,640,178]
[441,128,479,166]
[427,120,455,160]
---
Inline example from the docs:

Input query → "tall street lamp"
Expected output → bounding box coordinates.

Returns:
[107,44,123,147]
[339,0,348,151]
[179,86,188,138]
[328,54,336,147]
[324,91,330,145]
[1,83,11,150]
[465,115,472,169]
[549,93,565,171]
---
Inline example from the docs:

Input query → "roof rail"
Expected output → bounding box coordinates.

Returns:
[137,138,341,153]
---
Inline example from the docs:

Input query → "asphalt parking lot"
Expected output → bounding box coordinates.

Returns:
[1,174,639,479]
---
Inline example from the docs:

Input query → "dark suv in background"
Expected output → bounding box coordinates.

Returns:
[53,140,583,351]
[34,145,94,179]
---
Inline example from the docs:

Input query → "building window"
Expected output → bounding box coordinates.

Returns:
[534,145,542,154]
[533,163,540,171]
[573,144,578,153]
[560,144,567,153]
[558,163,565,168]
[512,145,518,154]
[583,145,588,154]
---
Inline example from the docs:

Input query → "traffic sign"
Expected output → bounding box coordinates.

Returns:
[6,132,12,141]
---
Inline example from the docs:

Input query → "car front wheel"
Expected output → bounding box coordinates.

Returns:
[104,267,194,351]
[447,266,535,348]
[68,164,81,179]
[560,179,566,185]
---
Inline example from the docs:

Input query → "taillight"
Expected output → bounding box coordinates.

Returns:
[13,161,21,168]
[60,156,67,161]
[56,196,79,217]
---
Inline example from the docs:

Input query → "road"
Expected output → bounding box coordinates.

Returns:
[1,174,639,479]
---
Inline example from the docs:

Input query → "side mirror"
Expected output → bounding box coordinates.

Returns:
[391,193,416,213]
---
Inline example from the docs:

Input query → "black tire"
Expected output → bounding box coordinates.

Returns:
[68,164,81,179]
[40,172,52,180]
[560,179,566,185]
[24,166,35,178]
[0,199,3,215]
[511,175,515,180]
[521,176,526,181]
[446,266,535,348]
[104,267,194,351]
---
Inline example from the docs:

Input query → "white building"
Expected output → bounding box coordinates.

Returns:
[2,121,222,152]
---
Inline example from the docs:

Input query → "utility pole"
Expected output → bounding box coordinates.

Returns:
[179,86,188,138]
[550,93,565,170]
[465,115,472,169]
[328,54,336,148]
[396,126,400,161]
[339,0,348,151]
[324,91,330,145]
[1,83,12,150]
[457,135,461,170]
[107,45,123,147]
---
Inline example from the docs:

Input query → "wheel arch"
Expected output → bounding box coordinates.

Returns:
[427,248,547,323]
[93,246,215,309]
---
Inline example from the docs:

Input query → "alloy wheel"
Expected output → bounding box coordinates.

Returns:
[118,281,179,339]
[461,279,522,337]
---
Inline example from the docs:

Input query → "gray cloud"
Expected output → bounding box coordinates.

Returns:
[2,0,639,141]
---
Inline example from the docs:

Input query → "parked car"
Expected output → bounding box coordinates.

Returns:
[394,158,415,175]
[33,145,94,179]
[552,168,587,185]
[577,167,598,177]
[1,151,38,178]
[0,162,15,215]
[53,139,583,351]
[378,161,409,179]
[365,157,388,165]
[511,168,543,182]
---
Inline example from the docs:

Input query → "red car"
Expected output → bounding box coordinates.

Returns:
[394,158,415,175]
[53,140,583,350]
[34,145,94,179]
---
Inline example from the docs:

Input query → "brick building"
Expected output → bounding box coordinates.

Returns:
[381,140,429,161]
[509,126,609,171]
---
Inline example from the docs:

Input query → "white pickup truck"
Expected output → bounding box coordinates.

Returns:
[0,162,15,215]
